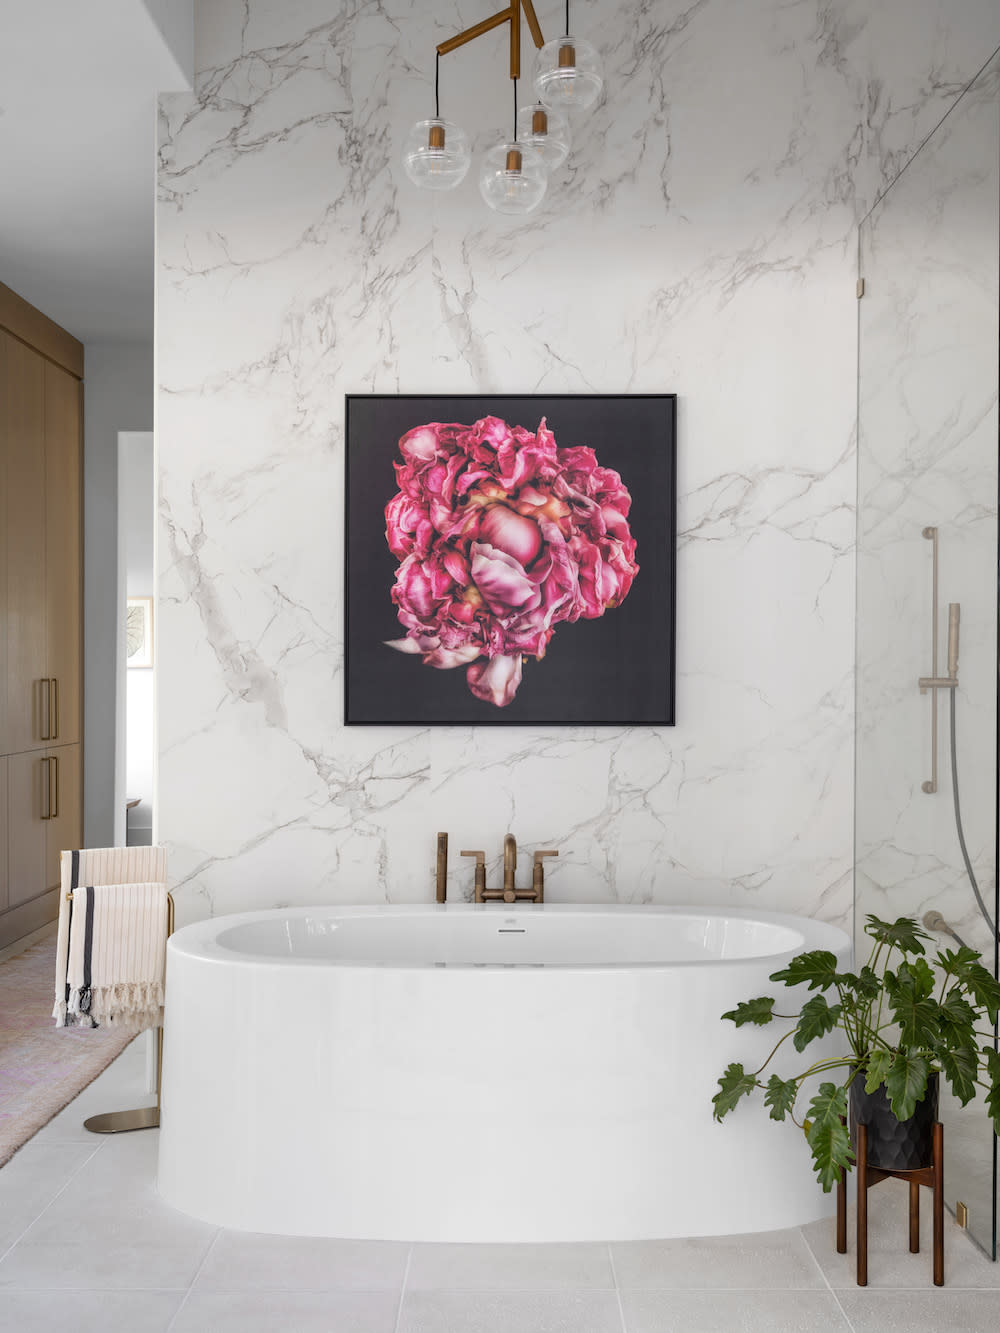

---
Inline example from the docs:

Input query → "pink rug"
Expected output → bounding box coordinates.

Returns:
[0,935,135,1166]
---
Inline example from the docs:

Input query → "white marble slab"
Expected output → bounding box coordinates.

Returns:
[156,1,999,927]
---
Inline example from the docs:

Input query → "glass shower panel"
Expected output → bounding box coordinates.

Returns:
[856,52,999,1258]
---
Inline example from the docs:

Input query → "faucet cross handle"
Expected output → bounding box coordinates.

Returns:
[532,849,558,902]
[461,850,487,902]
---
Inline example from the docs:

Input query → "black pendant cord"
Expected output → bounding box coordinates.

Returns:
[435,51,441,119]
[565,0,570,36]
[512,76,518,141]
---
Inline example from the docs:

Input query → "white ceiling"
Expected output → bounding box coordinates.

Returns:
[0,0,193,343]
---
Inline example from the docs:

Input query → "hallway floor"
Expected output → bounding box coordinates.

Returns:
[0,1040,997,1332]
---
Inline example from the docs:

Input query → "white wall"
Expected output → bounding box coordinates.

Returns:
[121,433,156,845]
[84,341,154,847]
[156,0,1000,927]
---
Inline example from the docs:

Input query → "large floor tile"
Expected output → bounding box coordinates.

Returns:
[611,1229,824,1290]
[31,1039,154,1145]
[0,1236,214,1290]
[0,1289,182,1332]
[408,1241,614,1290]
[170,1289,401,1332]
[621,1289,853,1332]
[193,1231,410,1291]
[801,1177,998,1289]
[0,1142,98,1249]
[837,1288,1000,1331]
[398,1290,624,1333]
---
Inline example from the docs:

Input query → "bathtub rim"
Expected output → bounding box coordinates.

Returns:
[165,902,850,973]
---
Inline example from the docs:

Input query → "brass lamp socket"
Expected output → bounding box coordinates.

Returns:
[532,107,548,135]
[558,42,576,69]
[505,147,523,173]
[428,123,446,150]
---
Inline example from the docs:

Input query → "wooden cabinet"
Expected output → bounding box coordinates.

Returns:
[44,362,82,748]
[0,285,84,948]
[0,757,7,914]
[45,744,82,891]
[3,333,47,755]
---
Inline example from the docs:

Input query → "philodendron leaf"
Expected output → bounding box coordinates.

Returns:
[793,995,842,1053]
[937,1044,978,1106]
[885,969,940,1048]
[712,1063,758,1121]
[804,1082,853,1192]
[962,963,1000,1025]
[936,945,984,980]
[863,1049,892,1094]
[884,1051,930,1122]
[864,914,928,955]
[721,997,776,1028]
[764,1074,798,1121]
[769,950,838,993]
[936,990,978,1051]
[837,967,880,1002]
[898,957,935,1000]
[983,1047,1000,1136]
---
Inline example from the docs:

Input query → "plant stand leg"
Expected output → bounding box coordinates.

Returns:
[856,1123,869,1287]
[909,1179,920,1252]
[836,1168,847,1254]
[932,1121,944,1287]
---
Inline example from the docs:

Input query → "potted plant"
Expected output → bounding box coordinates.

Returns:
[712,914,1000,1189]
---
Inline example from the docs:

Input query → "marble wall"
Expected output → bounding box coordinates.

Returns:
[156,0,999,926]
[856,53,1000,956]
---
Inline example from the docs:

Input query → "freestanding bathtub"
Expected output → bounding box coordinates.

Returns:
[157,904,851,1242]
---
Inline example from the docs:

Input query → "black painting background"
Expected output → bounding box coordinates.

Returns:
[345,395,676,725]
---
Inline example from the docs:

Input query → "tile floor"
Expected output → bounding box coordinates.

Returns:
[0,1040,998,1331]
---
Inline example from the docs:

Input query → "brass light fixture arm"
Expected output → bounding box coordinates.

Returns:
[436,0,546,81]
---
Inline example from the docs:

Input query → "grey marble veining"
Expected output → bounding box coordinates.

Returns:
[156,1,999,926]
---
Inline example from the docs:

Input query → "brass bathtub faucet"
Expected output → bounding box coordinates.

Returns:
[461,834,557,903]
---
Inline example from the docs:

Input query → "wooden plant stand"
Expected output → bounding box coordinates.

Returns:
[836,1120,944,1286]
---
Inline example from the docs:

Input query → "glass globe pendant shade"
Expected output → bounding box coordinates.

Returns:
[515,102,571,171]
[534,36,603,116]
[478,140,547,214]
[402,118,470,190]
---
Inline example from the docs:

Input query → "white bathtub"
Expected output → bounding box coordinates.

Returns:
[157,904,850,1243]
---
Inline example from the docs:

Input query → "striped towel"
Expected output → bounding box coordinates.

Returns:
[53,846,168,1028]
[65,884,168,1031]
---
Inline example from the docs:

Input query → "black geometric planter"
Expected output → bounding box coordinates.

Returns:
[850,1071,939,1172]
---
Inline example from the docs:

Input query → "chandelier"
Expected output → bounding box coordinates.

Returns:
[403,1,604,215]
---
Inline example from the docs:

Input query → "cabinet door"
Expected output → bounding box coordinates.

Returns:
[5,334,47,753]
[0,338,8,755]
[45,744,81,892]
[8,749,47,908]
[44,362,82,746]
[0,757,8,913]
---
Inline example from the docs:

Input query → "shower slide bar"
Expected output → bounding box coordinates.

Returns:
[918,526,960,794]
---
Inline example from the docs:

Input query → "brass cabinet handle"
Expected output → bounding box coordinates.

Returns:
[436,832,448,903]
[50,678,59,740]
[40,678,51,740]
[40,757,51,820]
[51,754,59,819]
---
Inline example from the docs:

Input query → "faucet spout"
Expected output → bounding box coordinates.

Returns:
[503,834,517,902]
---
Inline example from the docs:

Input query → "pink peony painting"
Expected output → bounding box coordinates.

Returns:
[384,416,639,707]
[345,396,675,726]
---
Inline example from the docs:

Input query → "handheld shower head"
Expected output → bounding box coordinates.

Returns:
[948,603,960,679]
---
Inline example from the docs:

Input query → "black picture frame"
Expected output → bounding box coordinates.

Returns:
[345,394,676,726]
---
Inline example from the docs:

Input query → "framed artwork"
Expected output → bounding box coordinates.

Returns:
[126,596,154,669]
[345,394,676,725]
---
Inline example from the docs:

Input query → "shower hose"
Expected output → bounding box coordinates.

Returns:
[948,686,996,943]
